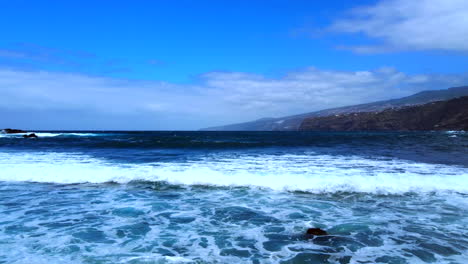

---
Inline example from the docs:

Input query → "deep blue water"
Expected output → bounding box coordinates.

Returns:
[0,131,467,263]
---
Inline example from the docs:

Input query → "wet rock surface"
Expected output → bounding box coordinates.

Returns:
[23,133,38,138]
[306,227,328,236]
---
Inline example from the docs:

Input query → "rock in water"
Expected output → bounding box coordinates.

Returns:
[306,228,328,237]
[23,133,38,138]
[1,128,27,134]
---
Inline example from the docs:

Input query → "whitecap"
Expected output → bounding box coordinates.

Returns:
[0,152,467,195]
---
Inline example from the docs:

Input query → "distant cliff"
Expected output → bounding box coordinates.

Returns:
[299,96,468,131]
[201,86,468,131]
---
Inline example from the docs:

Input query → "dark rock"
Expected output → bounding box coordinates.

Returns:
[2,128,27,134]
[23,133,38,138]
[300,96,468,131]
[306,228,328,237]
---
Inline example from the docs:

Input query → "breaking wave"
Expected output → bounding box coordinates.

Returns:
[1,152,467,194]
[0,132,102,138]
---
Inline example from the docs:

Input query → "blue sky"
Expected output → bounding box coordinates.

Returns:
[1,0,467,130]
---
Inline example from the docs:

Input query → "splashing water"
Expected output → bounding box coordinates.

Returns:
[0,131,467,263]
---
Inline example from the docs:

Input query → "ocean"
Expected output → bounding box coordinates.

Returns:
[0,131,467,263]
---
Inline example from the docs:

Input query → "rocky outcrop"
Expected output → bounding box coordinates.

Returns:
[23,133,38,138]
[299,96,468,131]
[306,228,328,236]
[1,128,27,134]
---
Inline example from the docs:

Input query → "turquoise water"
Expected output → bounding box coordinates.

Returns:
[0,131,467,263]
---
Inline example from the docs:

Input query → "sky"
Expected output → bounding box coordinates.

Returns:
[1,0,467,130]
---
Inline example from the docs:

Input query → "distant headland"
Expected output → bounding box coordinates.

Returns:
[201,86,468,131]
[1,129,38,138]
[299,96,468,131]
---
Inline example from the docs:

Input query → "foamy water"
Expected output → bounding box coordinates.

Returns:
[0,131,467,263]
[0,152,467,194]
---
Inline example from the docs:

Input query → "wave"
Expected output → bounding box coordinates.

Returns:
[1,152,467,194]
[0,132,102,138]
[445,130,466,134]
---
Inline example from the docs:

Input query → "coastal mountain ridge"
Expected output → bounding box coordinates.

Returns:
[201,86,468,131]
[300,96,468,131]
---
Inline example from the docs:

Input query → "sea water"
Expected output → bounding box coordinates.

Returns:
[0,131,467,263]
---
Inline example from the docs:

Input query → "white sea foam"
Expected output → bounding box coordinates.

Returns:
[32,133,62,137]
[0,153,467,264]
[0,152,467,194]
[445,130,466,134]
[0,132,101,137]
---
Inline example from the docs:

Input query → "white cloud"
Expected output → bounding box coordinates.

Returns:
[330,0,468,53]
[200,67,467,117]
[0,67,467,129]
